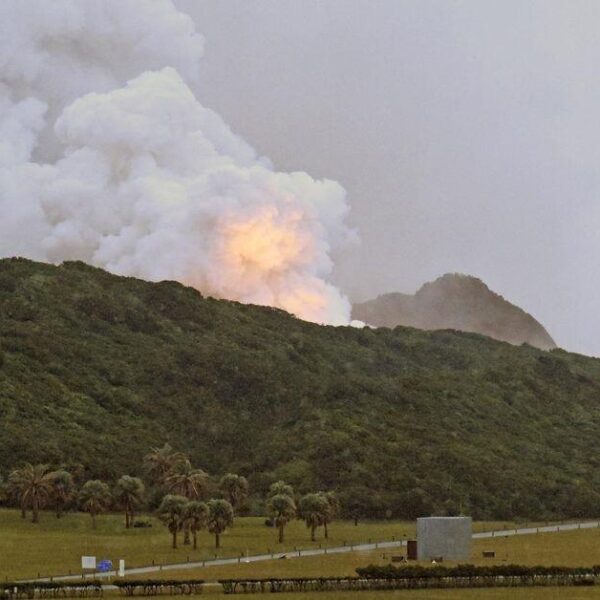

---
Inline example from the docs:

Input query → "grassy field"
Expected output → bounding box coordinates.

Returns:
[141,523,600,582]
[3,507,600,600]
[0,507,531,580]
[0,509,422,580]
[471,527,600,566]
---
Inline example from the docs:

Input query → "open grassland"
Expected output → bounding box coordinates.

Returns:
[141,549,391,581]
[471,526,600,566]
[0,509,424,580]
[146,524,600,582]
[1,507,596,590]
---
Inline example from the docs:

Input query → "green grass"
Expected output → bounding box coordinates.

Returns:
[145,523,600,582]
[0,510,421,580]
[4,510,600,599]
[470,527,600,566]
[0,508,527,581]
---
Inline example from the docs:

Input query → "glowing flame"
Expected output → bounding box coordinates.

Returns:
[209,204,337,322]
[220,207,308,276]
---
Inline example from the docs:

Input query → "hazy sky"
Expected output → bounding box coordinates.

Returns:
[176,0,600,356]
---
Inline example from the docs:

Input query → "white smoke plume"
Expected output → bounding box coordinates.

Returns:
[0,0,354,325]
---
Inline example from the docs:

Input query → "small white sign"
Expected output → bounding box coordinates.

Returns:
[119,560,125,577]
[81,556,96,570]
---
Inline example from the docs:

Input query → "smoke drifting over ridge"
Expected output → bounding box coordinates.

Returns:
[0,0,354,325]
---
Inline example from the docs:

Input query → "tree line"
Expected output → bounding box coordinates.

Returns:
[0,443,339,549]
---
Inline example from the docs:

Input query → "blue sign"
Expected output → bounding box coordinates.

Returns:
[97,559,113,572]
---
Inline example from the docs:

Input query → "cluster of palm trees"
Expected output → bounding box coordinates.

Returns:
[145,444,245,549]
[3,445,339,550]
[3,444,248,550]
[267,481,339,543]
[5,463,135,529]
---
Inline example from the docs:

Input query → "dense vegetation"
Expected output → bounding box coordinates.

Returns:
[2,258,600,520]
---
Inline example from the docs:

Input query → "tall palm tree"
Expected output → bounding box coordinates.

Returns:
[267,494,296,543]
[7,467,28,519]
[317,491,339,539]
[207,499,234,549]
[165,460,208,545]
[298,493,329,542]
[9,464,55,523]
[115,475,145,528]
[50,470,74,518]
[268,480,294,498]
[78,480,111,529]
[164,459,208,499]
[157,494,187,549]
[143,443,186,485]
[219,473,248,512]
[183,500,209,550]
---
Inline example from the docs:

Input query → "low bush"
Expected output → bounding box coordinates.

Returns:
[113,579,204,596]
[355,563,600,579]
[0,582,102,599]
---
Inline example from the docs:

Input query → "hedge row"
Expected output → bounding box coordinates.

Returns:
[219,578,394,594]
[0,582,102,599]
[218,569,600,594]
[355,564,600,579]
[113,580,204,596]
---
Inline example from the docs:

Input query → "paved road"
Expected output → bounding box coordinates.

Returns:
[26,520,600,584]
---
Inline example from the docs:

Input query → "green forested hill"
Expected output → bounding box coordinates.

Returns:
[1,257,600,520]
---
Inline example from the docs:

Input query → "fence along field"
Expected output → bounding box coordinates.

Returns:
[4,567,600,598]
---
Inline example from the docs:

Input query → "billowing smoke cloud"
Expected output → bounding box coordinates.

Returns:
[0,0,354,325]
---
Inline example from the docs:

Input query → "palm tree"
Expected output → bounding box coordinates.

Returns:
[268,480,294,498]
[0,474,6,505]
[298,493,329,542]
[157,494,187,549]
[207,499,234,549]
[50,470,74,518]
[143,443,186,485]
[165,460,208,545]
[183,500,209,550]
[9,464,55,523]
[115,475,145,528]
[164,459,208,499]
[7,467,28,519]
[219,473,248,512]
[267,494,296,543]
[78,480,111,529]
[317,491,339,539]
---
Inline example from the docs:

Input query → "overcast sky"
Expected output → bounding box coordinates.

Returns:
[175,0,600,357]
